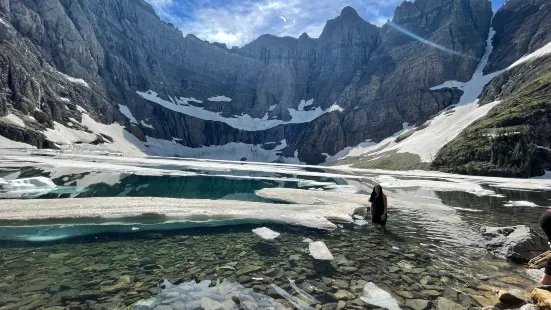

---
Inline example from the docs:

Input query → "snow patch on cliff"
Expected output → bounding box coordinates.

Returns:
[57,72,90,88]
[0,114,26,128]
[0,136,35,149]
[45,122,97,145]
[207,95,232,102]
[140,120,154,129]
[118,105,138,124]
[137,91,331,131]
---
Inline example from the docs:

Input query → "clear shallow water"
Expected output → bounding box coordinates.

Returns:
[0,154,550,309]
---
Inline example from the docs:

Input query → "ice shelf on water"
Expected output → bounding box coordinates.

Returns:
[256,188,368,205]
[251,227,280,240]
[372,175,499,197]
[308,241,334,260]
[360,282,401,310]
[0,197,363,238]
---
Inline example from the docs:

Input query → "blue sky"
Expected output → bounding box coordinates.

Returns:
[145,0,509,47]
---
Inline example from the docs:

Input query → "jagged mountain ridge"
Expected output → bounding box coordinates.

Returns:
[0,0,495,163]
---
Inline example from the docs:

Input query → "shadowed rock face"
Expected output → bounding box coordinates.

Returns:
[485,0,551,73]
[0,0,494,163]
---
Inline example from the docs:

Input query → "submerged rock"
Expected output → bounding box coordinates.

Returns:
[481,226,548,262]
[497,290,526,307]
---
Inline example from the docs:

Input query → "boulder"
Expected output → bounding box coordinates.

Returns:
[497,290,526,308]
[481,226,549,262]
[531,288,551,309]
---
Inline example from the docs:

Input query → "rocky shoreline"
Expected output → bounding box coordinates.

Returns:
[0,221,541,310]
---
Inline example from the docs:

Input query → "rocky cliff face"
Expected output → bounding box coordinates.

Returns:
[484,0,551,73]
[0,0,494,163]
[433,55,551,177]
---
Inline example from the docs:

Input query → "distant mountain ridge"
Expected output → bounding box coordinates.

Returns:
[0,0,549,176]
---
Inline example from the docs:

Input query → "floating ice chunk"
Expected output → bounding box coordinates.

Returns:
[252,277,263,281]
[5,177,56,189]
[270,283,315,309]
[302,238,313,243]
[360,282,401,310]
[504,201,538,207]
[132,279,286,310]
[132,227,140,231]
[0,177,57,199]
[309,241,333,260]
[252,227,280,240]
[289,279,320,305]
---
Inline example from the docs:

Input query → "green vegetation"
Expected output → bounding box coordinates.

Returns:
[336,150,430,170]
[433,70,551,177]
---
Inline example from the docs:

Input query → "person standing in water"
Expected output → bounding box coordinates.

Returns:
[539,209,551,285]
[369,185,387,227]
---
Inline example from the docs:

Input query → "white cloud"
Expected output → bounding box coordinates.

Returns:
[145,0,403,47]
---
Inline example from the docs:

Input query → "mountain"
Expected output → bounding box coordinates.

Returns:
[0,0,492,163]
[1,0,549,177]
[431,0,551,177]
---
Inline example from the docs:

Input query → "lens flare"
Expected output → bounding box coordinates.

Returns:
[388,23,480,60]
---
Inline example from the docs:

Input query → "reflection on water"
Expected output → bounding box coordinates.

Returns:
[437,188,551,232]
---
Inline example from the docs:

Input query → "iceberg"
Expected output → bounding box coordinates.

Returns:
[308,241,334,260]
[252,227,280,240]
[360,282,401,310]
[0,177,57,198]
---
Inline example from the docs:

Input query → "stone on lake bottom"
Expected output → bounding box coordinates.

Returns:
[405,299,430,310]
[436,297,466,310]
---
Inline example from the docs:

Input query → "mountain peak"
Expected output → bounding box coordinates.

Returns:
[340,6,359,17]
[299,32,310,40]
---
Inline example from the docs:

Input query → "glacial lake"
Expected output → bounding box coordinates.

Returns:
[0,151,551,310]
